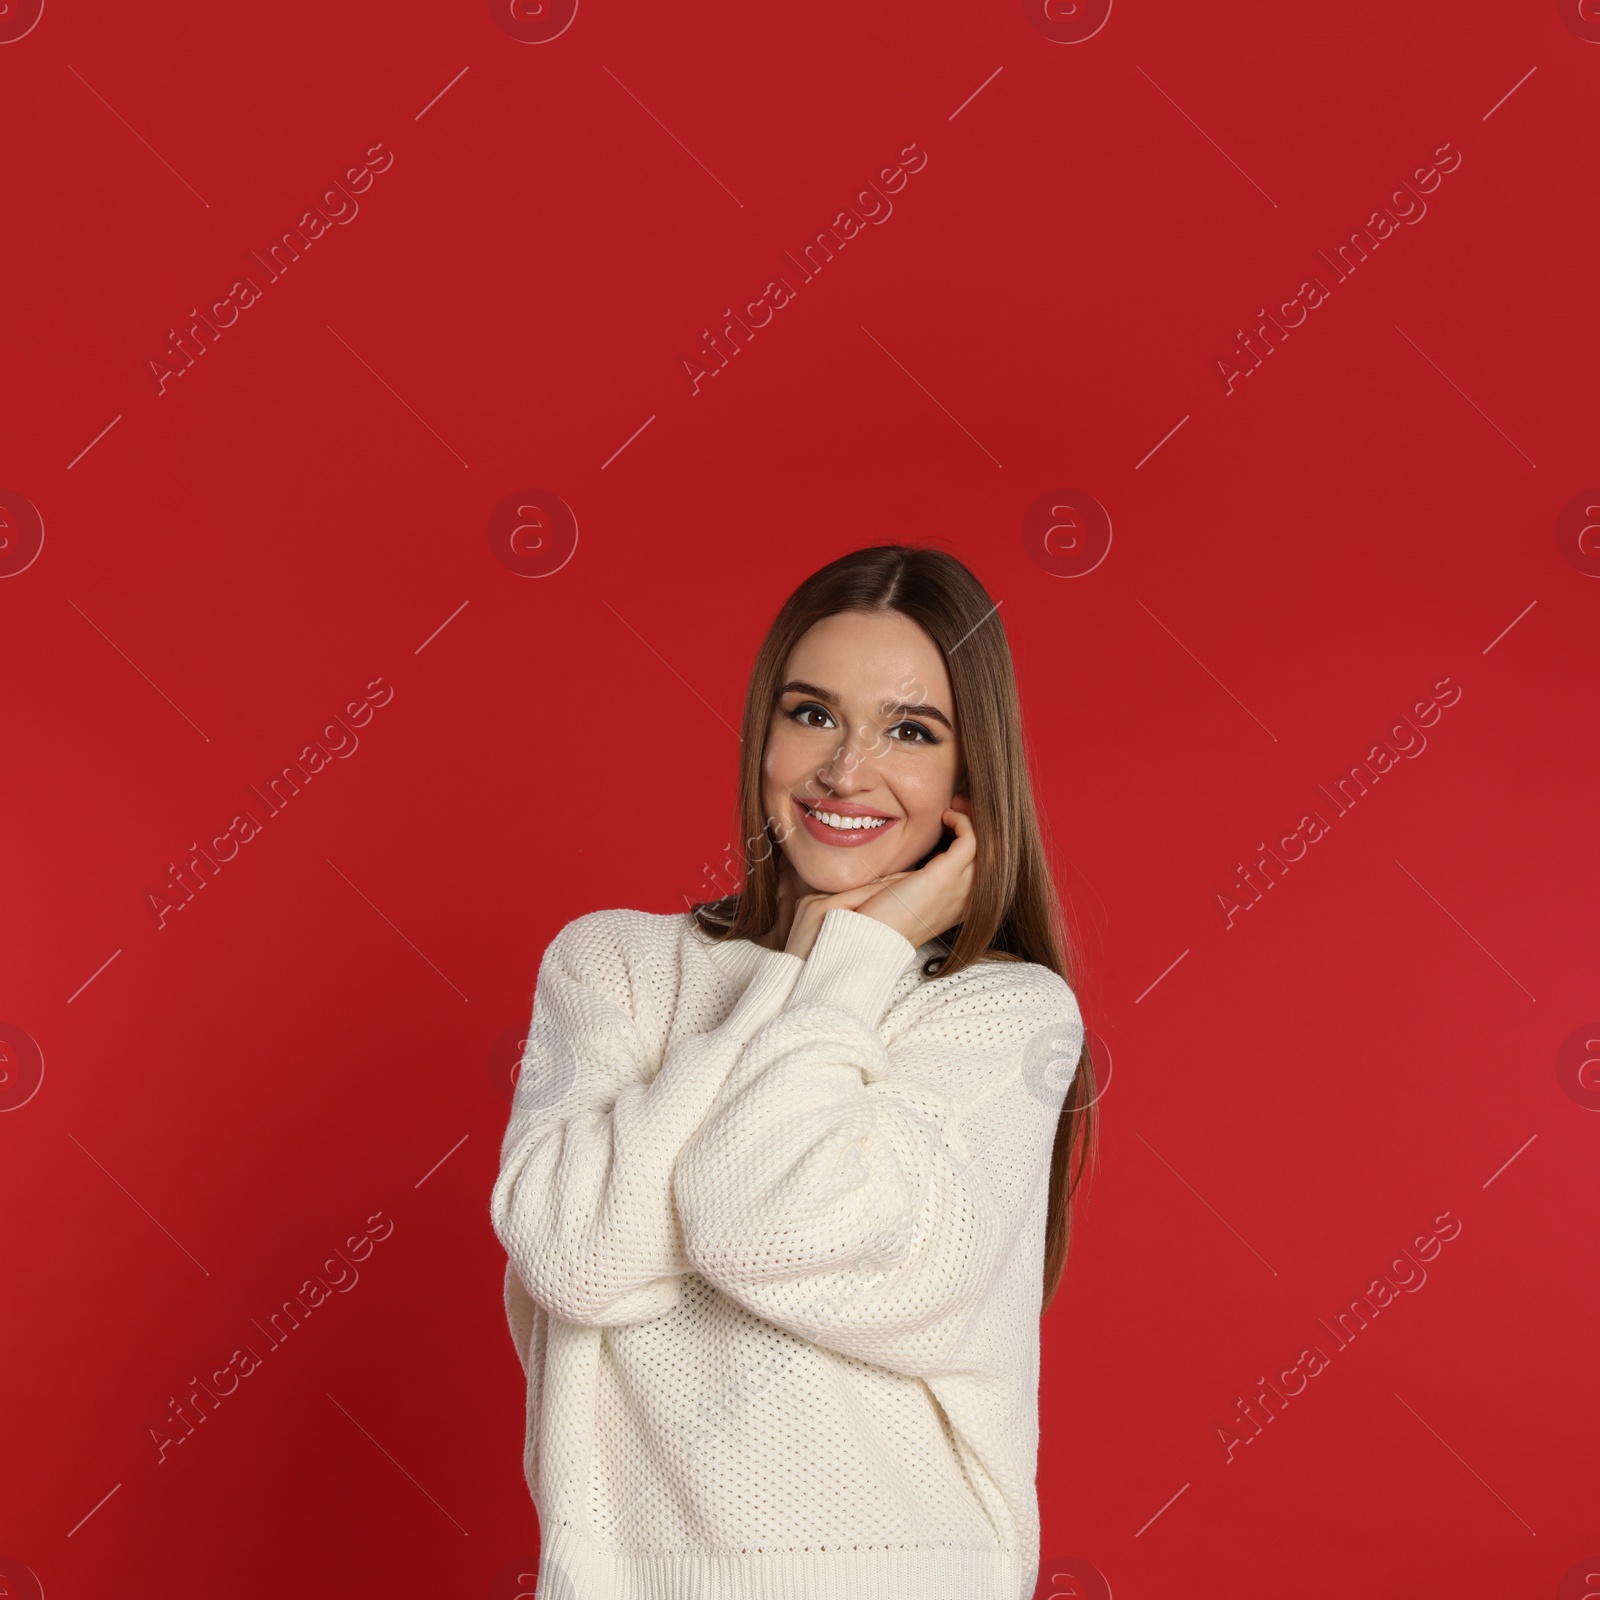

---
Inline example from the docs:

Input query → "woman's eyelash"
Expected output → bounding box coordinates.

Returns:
[786,703,833,730]
[784,702,939,744]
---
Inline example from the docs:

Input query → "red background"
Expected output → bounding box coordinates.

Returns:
[2,1,1597,1596]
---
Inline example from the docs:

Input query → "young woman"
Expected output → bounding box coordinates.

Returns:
[492,545,1098,1600]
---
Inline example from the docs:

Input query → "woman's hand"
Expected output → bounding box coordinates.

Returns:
[853,795,976,950]
[781,870,915,961]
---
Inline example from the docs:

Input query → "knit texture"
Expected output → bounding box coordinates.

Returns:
[491,905,1084,1600]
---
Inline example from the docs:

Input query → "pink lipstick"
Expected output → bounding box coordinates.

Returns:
[792,795,900,849]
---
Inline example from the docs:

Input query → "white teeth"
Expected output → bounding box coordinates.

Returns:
[808,806,888,831]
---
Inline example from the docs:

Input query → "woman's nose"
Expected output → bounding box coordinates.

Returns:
[817,719,882,790]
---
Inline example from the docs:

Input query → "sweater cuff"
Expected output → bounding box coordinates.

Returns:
[720,947,805,1040]
[785,907,920,1031]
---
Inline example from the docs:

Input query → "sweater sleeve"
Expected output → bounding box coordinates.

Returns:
[490,911,804,1328]
[673,906,1084,1377]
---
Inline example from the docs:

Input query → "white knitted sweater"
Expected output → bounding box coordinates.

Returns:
[491,904,1084,1600]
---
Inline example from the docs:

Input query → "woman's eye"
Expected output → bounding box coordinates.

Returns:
[785,704,937,745]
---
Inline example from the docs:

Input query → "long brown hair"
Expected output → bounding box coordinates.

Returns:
[687,545,1098,1314]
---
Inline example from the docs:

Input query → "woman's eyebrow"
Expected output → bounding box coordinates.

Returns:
[777,679,953,732]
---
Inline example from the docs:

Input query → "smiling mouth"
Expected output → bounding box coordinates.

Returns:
[794,796,899,842]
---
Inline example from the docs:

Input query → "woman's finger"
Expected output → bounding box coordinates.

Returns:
[942,807,977,859]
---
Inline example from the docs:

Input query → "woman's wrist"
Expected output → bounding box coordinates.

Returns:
[854,900,922,947]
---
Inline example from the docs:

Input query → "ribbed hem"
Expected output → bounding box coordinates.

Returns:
[537,1520,1022,1600]
[785,908,921,1031]
[718,946,804,1040]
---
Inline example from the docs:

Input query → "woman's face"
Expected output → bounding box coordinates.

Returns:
[761,609,964,897]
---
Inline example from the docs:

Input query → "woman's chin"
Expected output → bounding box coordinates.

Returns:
[787,853,865,889]
[800,856,907,896]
